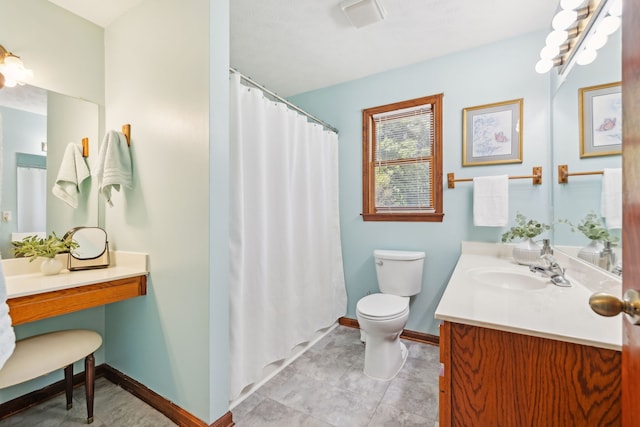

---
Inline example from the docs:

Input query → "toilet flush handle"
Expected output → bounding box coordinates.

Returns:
[376,260,383,266]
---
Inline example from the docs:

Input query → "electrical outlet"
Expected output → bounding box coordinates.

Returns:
[2,211,11,222]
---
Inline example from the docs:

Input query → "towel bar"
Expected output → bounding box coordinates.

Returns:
[557,164,604,184]
[447,166,542,189]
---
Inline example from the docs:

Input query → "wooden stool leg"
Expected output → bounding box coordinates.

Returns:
[64,364,73,410]
[85,353,95,424]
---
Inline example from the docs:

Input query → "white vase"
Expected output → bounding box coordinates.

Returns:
[512,238,542,265]
[40,257,64,276]
[578,240,605,266]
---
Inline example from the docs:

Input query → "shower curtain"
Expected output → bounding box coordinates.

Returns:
[229,73,347,400]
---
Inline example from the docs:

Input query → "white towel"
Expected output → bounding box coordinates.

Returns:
[51,143,90,208]
[93,130,132,207]
[473,175,509,227]
[601,168,622,229]
[0,262,15,370]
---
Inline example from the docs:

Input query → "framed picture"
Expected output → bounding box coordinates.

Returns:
[462,98,523,166]
[579,82,622,158]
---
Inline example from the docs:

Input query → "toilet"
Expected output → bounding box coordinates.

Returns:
[356,249,425,380]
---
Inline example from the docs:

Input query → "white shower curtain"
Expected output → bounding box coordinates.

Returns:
[229,73,347,400]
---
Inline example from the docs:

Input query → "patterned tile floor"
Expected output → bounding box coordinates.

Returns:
[0,326,440,426]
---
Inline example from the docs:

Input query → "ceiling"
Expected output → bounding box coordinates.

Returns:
[43,0,558,97]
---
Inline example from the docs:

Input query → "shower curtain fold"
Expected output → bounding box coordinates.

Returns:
[229,73,347,400]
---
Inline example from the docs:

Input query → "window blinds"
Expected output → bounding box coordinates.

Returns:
[373,104,434,213]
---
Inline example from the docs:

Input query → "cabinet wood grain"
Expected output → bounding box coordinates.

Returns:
[439,321,621,426]
[7,275,147,325]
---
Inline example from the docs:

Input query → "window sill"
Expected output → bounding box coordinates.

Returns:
[361,213,445,222]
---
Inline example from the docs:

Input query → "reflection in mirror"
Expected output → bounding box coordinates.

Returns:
[551,26,622,273]
[16,153,46,233]
[0,84,100,258]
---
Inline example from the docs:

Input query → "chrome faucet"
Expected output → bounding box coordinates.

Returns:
[529,254,571,287]
[598,241,616,272]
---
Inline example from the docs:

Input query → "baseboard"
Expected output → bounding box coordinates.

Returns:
[101,365,234,427]
[338,316,439,346]
[0,364,235,427]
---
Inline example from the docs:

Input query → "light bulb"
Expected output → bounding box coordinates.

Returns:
[608,0,623,17]
[598,15,621,35]
[535,59,554,74]
[540,45,560,60]
[546,30,568,47]
[560,0,584,10]
[552,9,578,30]
[586,32,608,50]
[576,48,598,65]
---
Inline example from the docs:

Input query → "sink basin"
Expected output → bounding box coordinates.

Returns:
[468,268,549,291]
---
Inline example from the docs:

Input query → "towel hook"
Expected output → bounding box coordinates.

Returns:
[81,138,89,157]
[122,124,131,146]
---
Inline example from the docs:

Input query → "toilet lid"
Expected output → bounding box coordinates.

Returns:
[357,294,409,319]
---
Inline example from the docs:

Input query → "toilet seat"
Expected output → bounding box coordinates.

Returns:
[357,294,409,320]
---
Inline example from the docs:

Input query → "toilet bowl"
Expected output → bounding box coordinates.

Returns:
[356,249,425,380]
[356,293,410,380]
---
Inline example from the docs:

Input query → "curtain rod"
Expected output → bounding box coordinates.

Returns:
[229,67,338,134]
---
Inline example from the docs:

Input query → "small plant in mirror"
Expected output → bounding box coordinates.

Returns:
[12,232,79,262]
[558,211,619,245]
[501,212,551,242]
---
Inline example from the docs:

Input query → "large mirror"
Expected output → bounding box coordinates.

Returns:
[0,84,100,258]
[551,24,622,271]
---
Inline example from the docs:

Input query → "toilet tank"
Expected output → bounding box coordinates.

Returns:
[374,250,425,297]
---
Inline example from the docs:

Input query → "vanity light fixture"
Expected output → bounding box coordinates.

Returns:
[0,44,34,90]
[340,0,386,28]
[535,0,621,76]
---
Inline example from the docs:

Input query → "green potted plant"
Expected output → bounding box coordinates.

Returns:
[12,233,79,275]
[501,212,551,265]
[559,212,619,265]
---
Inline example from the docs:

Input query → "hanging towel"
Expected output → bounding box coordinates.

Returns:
[51,143,91,208]
[601,168,622,229]
[0,262,15,370]
[93,130,132,207]
[473,175,509,227]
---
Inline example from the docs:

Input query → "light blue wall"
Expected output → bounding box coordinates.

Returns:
[103,0,228,423]
[552,32,622,246]
[290,32,552,335]
[0,107,46,258]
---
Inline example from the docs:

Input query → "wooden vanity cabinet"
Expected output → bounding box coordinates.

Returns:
[439,321,621,426]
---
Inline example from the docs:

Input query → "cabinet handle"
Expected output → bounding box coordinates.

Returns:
[589,289,640,324]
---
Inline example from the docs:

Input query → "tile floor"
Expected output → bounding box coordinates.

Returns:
[0,326,440,426]
[0,377,175,426]
[233,326,440,427]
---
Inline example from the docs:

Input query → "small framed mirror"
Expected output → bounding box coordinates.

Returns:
[65,227,110,270]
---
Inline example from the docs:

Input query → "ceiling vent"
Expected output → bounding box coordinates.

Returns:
[340,0,386,28]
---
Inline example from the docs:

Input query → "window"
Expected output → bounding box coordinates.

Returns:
[362,94,443,222]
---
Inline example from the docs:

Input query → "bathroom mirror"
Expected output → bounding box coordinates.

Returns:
[0,84,101,258]
[550,28,622,269]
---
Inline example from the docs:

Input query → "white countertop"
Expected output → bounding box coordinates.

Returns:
[3,251,148,298]
[434,242,622,351]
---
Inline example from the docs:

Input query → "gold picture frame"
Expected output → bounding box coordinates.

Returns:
[579,81,622,158]
[462,98,523,166]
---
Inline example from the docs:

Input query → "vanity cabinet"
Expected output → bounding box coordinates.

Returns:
[439,321,621,426]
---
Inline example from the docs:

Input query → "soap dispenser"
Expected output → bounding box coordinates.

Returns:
[540,239,553,256]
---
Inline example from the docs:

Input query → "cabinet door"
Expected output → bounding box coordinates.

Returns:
[441,322,620,426]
